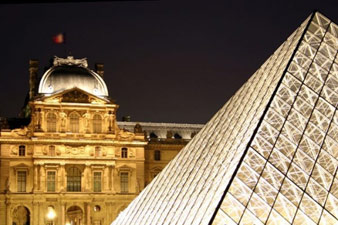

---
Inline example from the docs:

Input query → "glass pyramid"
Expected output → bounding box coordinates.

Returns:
[112,11,338,225]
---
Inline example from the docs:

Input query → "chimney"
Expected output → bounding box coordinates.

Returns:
[95,63,104,78]
[29,59,39,100]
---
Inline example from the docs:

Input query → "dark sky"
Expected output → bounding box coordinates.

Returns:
[0,1,337,124]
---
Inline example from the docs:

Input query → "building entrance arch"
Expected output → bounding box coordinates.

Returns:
[66,205,83,225]
[12,206,30,225]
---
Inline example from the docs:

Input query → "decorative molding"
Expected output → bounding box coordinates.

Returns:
[53,56,88,68]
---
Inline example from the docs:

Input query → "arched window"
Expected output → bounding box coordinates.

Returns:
[47,113,57,132]
[95,147,101,157]
[19,145,26,156]
[121,148,128,158]
[49,146,55,156]
[69,112,80,133]
[67,167,81,192]
[154,150,161,161]
[93,114,102,133]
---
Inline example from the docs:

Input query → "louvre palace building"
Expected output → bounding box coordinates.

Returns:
[0,56,203,225]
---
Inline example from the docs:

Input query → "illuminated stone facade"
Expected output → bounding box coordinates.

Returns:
[0,56,203,225]
[112,12,338,225]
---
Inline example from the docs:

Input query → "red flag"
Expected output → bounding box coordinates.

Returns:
[52,33,64,44]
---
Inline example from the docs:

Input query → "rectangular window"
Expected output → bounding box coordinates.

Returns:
[95,147,101,157]
[17,171,26,192]
[19,146,25,156]
[47,171,56,192]
[120,172,129,193]
[93,172,102,192]
[154,150,161,161]
[49,146,56,156]
[121,148,128,158]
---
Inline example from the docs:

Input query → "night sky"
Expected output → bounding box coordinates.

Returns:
[0,1,337,124]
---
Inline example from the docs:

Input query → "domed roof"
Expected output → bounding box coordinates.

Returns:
[38,56,108,97]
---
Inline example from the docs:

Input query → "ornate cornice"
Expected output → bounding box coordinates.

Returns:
[53,56,88,68]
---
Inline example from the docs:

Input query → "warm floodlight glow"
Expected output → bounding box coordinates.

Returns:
[112,12,338,225]
[65,222,71,225]
[46,206,56,220]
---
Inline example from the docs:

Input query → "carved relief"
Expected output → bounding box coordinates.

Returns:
[53,56,88,67]
[42,146,48,155]
[65,145,85,155]
[102,149,107,156]
[62,90,89,103]
[89,149,94,156]
[129,149,135,158]
[11,127,30,136]
[10,146,18,155]
[27,145,33,155]
[117,130,135,141]
[44,96,61,103]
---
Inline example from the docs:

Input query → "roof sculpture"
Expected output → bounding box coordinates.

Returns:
[112,11,337,225]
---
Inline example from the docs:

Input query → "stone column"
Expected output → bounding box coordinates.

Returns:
[84,165,90,192]
[81,169,85,192]
[39,164,45,191]
[103,166,109,192]
[61,203,65,225]
[5,201,10,225]
[110,166,115,193]
[60,164,66,192]
[33,164,38,191]
[33,202,39,225]
[86,203,91,225]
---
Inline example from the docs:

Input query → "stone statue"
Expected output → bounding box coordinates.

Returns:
[59,111,67,127]
[117,130,135,141]
[134,123,143,133]
[104,111,117,133]
[35,108,42,130]
[11,127,29,136]
[82,112,90,130]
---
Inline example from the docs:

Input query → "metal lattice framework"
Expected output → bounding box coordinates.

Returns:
[112,12,338,225]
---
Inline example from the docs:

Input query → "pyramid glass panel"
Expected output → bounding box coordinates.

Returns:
[112,12,337,225]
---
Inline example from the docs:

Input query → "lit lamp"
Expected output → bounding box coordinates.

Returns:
[47,206,56,220]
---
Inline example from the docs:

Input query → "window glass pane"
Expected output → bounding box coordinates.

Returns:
[17,171,26,192]
[47,171,56,192]
[49,146,56,156]
[121,148,128,158]
[67,167,81,192]
[19,145,25,156]
[120,172,128,193]
[47,113,57,132]
[69,113,79,133]
[93,114,102,133]
[95,147,101,157]
[154,150,161,161]
[94,172,102,192]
